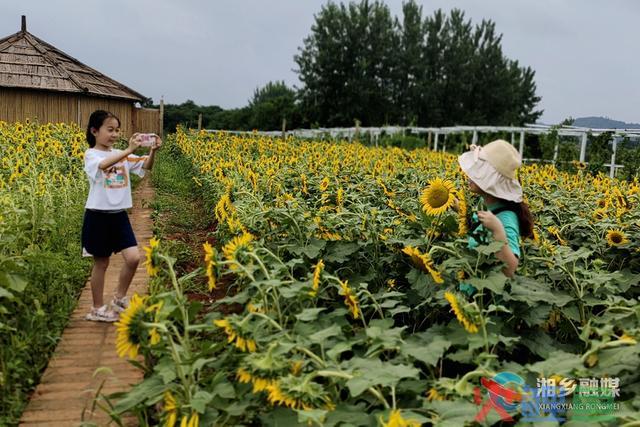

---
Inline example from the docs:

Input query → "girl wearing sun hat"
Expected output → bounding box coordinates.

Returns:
[457,139,534,286]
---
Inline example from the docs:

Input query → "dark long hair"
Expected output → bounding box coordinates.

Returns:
[501,199,535,239]
[86,110,120,147]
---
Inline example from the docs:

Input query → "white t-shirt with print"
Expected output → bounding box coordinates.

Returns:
[84,148,147,210]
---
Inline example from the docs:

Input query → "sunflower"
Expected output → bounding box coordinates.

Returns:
[236,367,275,393]
[426,388,445,401]
[402,246,444,284]
[265,376,333,411]
[319,176,330,192]
[443,291,479,334]
[419,178,455,215]
[143,237,160,277]
[380,409,422,427]
[214,192,234,222]
[339,280,360,319]
[309,259,324,297]
[222,232,254,268]
[178,412,199,427]
[115,294,148,359]
[606,229,629,247]
[203,242,217,290]
[455,189,468,236]
[214,317,257,352]
[336,187,345,207]
[163,391,178,427]
[547,226,567,246]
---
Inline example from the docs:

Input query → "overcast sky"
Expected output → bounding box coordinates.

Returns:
[2,0,639,124]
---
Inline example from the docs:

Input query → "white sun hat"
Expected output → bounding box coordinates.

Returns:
[458,139,523,203]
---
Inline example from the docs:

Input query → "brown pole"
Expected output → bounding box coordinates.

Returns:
[198,113,202,131]
[281,118,287,140]
[159,97,164,139]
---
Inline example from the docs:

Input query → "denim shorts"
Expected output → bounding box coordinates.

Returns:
[81,209,137,257]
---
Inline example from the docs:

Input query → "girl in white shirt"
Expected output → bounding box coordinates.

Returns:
[81,110,162,322]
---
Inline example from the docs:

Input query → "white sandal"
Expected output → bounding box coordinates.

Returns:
[111,295,130,313]
[85,305,119,322]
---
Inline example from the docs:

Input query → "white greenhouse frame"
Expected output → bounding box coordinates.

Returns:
[206,125,640,178]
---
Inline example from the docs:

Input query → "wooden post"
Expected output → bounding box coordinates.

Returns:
[579,133,587,163]
[281,118,287,140]
[434,132,439,151]
[131,105,137,135]
[472,130,478,146]
[427,132,432,150]
[610,136,618,178]
[355,119,361,142]
[159,97,164,139]
[553,139,559,165]
[197,113,202,131]
[519,131,525,157]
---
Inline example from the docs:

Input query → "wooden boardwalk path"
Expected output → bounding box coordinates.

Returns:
[20,177,154,426]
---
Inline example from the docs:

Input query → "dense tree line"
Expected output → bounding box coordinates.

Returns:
[159,0,542,132]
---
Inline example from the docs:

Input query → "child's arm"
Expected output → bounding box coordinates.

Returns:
[477,211,519,277]
[142,135,162,170]
[98,134,142,170]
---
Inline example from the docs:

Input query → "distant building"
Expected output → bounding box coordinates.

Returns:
[0,16,160,135]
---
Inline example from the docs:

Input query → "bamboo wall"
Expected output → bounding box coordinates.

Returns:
[133,107,161,135]
[0,87,160,135]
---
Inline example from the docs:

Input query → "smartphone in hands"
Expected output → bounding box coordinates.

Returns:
[138,133,156,147]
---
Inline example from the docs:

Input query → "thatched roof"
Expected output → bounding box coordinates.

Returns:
[0,17,145,102]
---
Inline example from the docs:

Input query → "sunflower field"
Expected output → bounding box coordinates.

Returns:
[107,127,640,426]
[0,121,91,424]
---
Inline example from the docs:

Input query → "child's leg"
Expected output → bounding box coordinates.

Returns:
[115,246,140,298]
[90,256,110,308]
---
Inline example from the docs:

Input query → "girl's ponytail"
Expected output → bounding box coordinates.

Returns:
[504,200,534,239]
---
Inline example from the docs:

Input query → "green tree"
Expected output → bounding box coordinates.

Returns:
[295,1,542,127]
[248,81,299,130]
[295,0,399,126]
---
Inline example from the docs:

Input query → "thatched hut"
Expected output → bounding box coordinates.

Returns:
[0,16,160,135]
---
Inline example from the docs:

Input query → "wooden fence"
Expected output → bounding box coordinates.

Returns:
[0,87,161,136]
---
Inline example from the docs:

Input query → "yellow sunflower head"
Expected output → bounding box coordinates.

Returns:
[420,178,455,215]
[380,409,422,427]
[222,232,255,268]
[115,293,150,359]
[143,237,161,277]
[606,229,629,247]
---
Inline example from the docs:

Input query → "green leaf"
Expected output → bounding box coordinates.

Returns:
[0,272,27,293]
[324,242,360,263]
[301,238,326,259]
[112,376,165,413]
[326,341,353,361]
[212,381,236,399]
[296,408,328,425]
[191,390,213,413]
[295,308,326,322]
[527,350,583,377]
[423,400,480,427]
[402,336,452,366]
[308,324,342,344]
[507,277,573,307]
[467,271,507,293]
[345,358,419,397]
[155,357,177,384]
[324,403,373,426]
[0,286,13,300]
[590,344,640,376]
[474,240,505,255]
